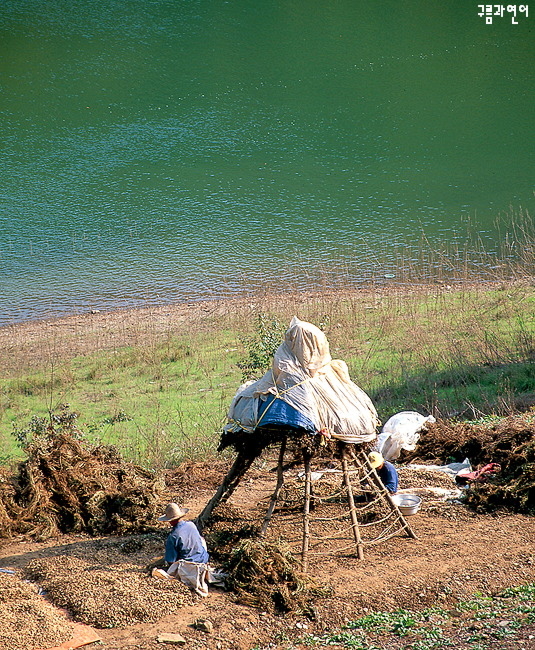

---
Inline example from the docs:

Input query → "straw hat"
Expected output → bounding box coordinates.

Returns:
[158,502,189,522]
[368,452,384,469]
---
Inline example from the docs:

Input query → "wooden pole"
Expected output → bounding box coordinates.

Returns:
[195,450,258,531]
[301,450,312,573]
[341,455,365,560]
[260,437,287,536]
[356,448,417,540]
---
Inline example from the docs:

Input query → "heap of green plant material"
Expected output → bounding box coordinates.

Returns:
[223,539,331,616]
[402,413,535,514]
[1,406,164,540]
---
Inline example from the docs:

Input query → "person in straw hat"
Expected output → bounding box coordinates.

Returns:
[153,502,226,597]
[158,502,209,565]
[368,451,399,494]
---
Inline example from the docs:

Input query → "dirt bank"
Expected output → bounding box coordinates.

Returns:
[1,456,534,650]
[0,282,505,372]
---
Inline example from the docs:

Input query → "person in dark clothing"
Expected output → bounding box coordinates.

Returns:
[369,451,398,494]
[158,502,209,565]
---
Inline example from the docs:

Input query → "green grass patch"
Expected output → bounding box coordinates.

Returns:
[1,331,243,466]
[297,584,535,649]
[1,283,534,466]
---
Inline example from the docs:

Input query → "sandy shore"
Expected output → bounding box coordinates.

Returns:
[0,298,242,372]
[0,280,510,373]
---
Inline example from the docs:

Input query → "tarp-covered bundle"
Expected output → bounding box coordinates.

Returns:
[224,317,379,444]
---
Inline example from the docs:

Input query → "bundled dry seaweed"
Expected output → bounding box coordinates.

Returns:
[203,503,260,563]
[223,539,331,616]
[402,414,535,514]
[0,470,17,538]
[22,555,193,628]
[2,409,164,539]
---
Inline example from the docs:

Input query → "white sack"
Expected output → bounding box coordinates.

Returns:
[377,411,436,460]
[161,561,227,598]
[225,317,379,444]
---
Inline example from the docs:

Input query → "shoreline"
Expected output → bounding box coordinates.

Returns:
[2,278,510,326]
[0,279,512,369]
[2,277,534,466]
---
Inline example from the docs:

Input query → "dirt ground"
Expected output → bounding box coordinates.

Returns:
[1,457,534,650]
[0,295,533,649]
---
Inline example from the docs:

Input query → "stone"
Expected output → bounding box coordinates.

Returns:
[156,633,187,644]
[194,618,214,633]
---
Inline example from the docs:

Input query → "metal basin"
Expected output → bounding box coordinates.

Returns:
[392,494,422,515]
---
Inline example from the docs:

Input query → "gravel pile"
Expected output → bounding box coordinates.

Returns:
[23,555,194,629]
[0,571,74,650]
[398,467,457,490]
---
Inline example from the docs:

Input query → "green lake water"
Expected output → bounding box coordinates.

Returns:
[1,0,533,325]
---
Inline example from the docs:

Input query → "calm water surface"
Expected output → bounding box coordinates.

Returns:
[1,1,533,325]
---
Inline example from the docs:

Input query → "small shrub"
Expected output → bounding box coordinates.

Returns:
[237,313,285,381]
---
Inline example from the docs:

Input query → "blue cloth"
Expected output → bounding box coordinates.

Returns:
[165,520,209,564]
[256,396,316,432]
[377,460,398,493]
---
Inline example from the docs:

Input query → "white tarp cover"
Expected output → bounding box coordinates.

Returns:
[225,316,380,444]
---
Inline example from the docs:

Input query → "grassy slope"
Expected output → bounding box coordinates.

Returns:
[1,282,534,466]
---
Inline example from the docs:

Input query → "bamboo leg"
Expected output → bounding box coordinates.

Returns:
[195,450,258,531]
[355,449,417,539]
[341,456,365,560]
[260,437,287,536]
[301,451,312,573]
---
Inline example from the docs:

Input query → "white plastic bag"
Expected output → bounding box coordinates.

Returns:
[377,411,436,460]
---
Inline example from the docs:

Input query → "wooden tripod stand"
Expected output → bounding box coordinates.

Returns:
[196,433,416,572]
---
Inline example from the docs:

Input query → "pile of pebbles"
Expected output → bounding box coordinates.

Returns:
[0,571,74,650]
[398,467,457,490]
[23,555,194,629]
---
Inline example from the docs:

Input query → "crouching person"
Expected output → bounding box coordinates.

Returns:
[368,452,398,495]
[152,502,226,597]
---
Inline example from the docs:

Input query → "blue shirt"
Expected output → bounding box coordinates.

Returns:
[165,520,209,564]
[377,461,398,493]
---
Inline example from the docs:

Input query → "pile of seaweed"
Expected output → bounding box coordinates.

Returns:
[401,413,535,514]
[222,538,331,617]
[165,459,228,500]
[1,408,164,540]
[203,503,260,562]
